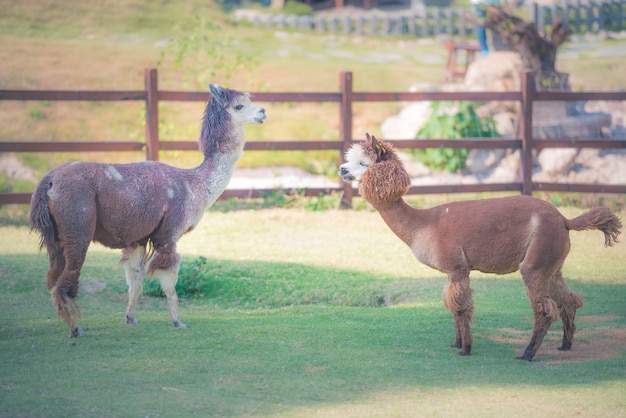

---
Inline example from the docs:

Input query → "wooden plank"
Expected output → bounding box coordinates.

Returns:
[384,139,522,149]
[533,139,626,149]
[145,68,159,161]
[339,71,354,207]
[159,91,341,103]
[533,183,626,194]
[0,193,31,205]
[406,183,522,195]
[0,141,145,153]
[0,90,145,101]
[352,91,521,102]
[533,91,626,101]
[520,71,534,196]
[157,140,343,151]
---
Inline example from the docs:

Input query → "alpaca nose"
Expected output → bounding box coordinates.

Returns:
[340,167,349,176]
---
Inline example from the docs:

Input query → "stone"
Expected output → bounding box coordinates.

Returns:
[466,149,506,173]
[537,148,579,178]
[381,101,432,139]
[464,52,523,93]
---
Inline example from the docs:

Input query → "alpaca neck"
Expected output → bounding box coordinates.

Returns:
[196,132,246,208]
[371,198,422,247]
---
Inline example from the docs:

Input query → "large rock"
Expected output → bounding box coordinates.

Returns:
[464,52,523,93]
[466,149,507,173]
[380,82,439,139]
[381,101,433,139]
[536,148,579,178]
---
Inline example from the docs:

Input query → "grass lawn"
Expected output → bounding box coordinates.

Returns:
[0,206,624,417]
[1,2,625,415]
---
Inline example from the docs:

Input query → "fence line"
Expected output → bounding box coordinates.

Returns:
[533,0,626,34]
[240,0,626,37]
[248,6,476,37]
[1,68,625,207]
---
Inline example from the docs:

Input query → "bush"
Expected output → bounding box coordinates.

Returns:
[412,101,500,172]
[281,0,313,15]
[144,256,209,299]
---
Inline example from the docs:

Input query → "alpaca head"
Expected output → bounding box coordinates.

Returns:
[339,134,411,204]
[200,84,267,155]
[208,83,266,126]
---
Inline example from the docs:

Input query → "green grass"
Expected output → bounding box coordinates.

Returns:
[1,4,625,413]
[1,207,625,417]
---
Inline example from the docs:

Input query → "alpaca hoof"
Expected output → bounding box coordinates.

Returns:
[517,354,533,361]
[458,346,471,356]
[126,315,140,325]
[557,342,572,351]
[70,327,86,338]
[173,320,190,329]
[450,341,462,348]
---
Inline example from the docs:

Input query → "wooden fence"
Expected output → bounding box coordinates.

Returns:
[241,0,626,37]
[533,0,626,34]
[249,7,476,37]
[1,68,625,207]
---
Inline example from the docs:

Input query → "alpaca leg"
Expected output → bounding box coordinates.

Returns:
[45,243,65,291]
[518,225,571,360]
[53,242,90,337]
[451,315,462,348]
[549,270,584,351]
[559,310,576,351]
[519,291,559,361]
[442,275,474,356]
[121,245,147,325]
[148,249,188,328]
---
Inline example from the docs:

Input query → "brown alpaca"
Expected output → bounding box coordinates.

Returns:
[339,134,622,361]
[30,84,266,337]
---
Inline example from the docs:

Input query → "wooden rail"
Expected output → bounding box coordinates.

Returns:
[1,68,626,207]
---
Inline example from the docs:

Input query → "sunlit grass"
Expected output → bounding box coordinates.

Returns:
[0,207,624,417]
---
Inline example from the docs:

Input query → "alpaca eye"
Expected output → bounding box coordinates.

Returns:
[359,162,368,167]
[234,104,244,111]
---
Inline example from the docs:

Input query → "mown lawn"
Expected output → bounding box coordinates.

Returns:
[1,206,624,417]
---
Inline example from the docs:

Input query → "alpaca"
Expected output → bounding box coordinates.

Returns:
[339,134,621,361]
[30,84,266,337]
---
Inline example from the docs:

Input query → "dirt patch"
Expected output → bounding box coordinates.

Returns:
[489,316,626,363]
[578,315,621,322]
[80,280,107,293]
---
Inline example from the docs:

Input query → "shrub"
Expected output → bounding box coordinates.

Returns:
[412,101,500,172]
[144,256,209,299]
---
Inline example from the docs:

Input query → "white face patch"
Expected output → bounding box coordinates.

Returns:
[228,94,267,126]
[167,187,175,199]
[338,144,372,182]
[104,165,123,181]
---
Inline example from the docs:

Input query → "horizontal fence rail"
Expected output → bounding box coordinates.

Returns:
[1,68,626,207]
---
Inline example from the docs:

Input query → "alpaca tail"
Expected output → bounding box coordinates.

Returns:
[565,207,622,247]
[29,173,57,252]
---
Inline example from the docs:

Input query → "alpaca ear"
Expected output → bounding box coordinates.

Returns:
[208,83,225,108]
[370,134,387,162]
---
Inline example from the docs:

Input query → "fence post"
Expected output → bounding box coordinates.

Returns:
[520,71,534,196]
[339,71,354,208]
[144,67,159,161]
